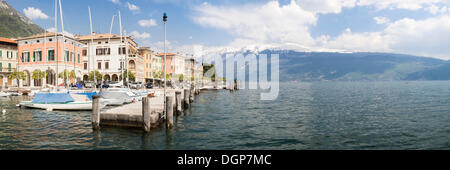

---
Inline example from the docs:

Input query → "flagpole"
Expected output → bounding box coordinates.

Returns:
[163,12,167,119]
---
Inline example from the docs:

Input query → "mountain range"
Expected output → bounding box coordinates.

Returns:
[0,0,44,38]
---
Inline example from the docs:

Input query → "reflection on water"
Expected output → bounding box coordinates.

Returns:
[1,81,450,150]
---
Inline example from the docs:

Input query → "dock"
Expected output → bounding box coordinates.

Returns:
[90,81,237,132]
[91,88,199,132]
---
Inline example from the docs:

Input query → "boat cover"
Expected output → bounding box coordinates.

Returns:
[76,92,97,100]
[32,93,74,103]
[99,90,130,100]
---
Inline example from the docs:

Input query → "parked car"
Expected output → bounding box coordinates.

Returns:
[129,82,140,89]
[145,82,153,89]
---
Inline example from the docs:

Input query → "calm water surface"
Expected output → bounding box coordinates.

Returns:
[0,81,449,150]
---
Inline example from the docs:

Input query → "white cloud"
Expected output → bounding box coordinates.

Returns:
[356,0,442,10]
[296,0,356,14]
[192,1,317,46]
[126,2,140,11]
[373,16,390,24]
[320,15,450,60]
[138,19,157,27]
[109,0,121,5]
[23,7,49,20]
[130,31,151,39]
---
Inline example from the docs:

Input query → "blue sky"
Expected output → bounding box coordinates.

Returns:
[7,0,450,60]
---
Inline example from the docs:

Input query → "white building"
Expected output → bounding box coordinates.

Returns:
[76,33,143,83]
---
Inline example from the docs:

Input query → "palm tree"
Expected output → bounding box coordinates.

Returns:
[88,71,103,82]
[32,70,46,87]
[120,69,135,82]
[58,69,69,86]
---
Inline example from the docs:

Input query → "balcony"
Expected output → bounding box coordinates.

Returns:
[0,68,16,73]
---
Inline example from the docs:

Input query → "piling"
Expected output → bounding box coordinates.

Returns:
[166,96,174,128]
[92,95,101,130]
[184,89,190,109]
[175,91,182,116]
[189,88,194,103]
[142,97,151,133]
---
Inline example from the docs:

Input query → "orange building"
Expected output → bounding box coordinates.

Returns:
[157,53,176,75]
[16,32,84,87]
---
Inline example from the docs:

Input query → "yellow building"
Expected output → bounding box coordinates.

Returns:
[0,37,18,88]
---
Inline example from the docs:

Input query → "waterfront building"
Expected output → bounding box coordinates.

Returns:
[139,47,153,82]
[184,55,195,81]
[16,32,84,87]
[0,37,18,88]
[174,53,186,78]
[157,53,176,77]
[76,33,143,82]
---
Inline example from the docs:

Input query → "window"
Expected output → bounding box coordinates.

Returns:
[8,63,11,72]
[22,52,30,62]
[105,62,109,69]
[71,52,74,62]
[77,54,80,63]
[98,62,101,69]
[33,51,42,62]
[82,49,87,56]
[84,63,87,70]
[48,50,55,61]
[49,38,52,42]
[118,47,126,55]
[37,40,40,43]
[0,50,2,58]
[0,63,2,71]
[65,51,69,62]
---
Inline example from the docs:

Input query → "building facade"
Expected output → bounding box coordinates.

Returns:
[17,32,84,87]
[76,33,143,83]
[0,37,18,88]
[157,53,176,77]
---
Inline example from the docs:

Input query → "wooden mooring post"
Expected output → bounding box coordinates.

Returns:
[142,97,151,133]
[92,95,101,130]
[189,88,194,103]
[184,89,190,109]
[175,91,182,116]
[166,96,174,128]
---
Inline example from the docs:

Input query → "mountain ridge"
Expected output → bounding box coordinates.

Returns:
[0,0,44,38]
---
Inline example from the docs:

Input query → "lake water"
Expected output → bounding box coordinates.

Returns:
[0,81,449,150]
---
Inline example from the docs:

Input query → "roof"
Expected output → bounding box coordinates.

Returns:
[76,33,125,41]
[156,53,176,56]
[15,32,77,41]
[0,37,17,44]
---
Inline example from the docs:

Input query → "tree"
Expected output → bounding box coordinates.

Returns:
[88,70,103,82]
[120,69,135,82]
[8,71,25,87]
[203,63,216,82]
[178,74,184,82]
[32,70,46,86]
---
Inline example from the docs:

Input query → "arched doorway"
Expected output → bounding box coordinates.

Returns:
[83,75,89,81]
[112,74,118,82]
[33,70,42,87]
[129,60,136,69]
[104,74,111,81]
[23,70,31,87]
[46,69,56,86]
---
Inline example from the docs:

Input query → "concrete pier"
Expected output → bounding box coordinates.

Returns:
[91,86,223,132]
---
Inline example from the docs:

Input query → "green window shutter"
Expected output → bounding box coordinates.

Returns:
[0,63,2,71]
[8,63,11,72]
[78,54,80,63]
[0,50,2,58]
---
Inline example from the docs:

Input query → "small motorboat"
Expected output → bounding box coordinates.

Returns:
[19,92,105,111]
[0,92,11,97]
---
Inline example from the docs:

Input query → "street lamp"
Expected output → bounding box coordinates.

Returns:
[163,12,167,120]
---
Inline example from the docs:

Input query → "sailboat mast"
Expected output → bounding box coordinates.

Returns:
[119,10,124,86]
[54,0,58,89]
[58,0,67,90]
[88,6,96,91]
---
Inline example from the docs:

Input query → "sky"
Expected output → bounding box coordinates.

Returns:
[7,0,450,60]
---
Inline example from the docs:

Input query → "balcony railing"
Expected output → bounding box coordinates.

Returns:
[0,68,16,73]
